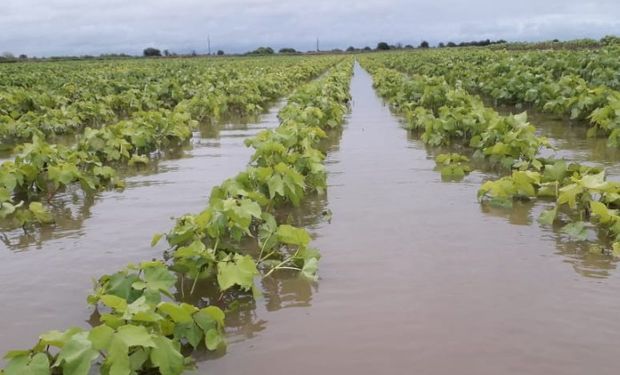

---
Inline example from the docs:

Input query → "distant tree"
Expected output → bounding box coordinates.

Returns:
[278,48,297,53]
[191,50,197,57]
[143,48,161,57]
[447,42,456,47]
[217,50,224,55]
[163,49,170,57]
[419,41,430,48]
[247,46,275,55]
[2,52,15,59]
[601,35,620,46]
[19,54,28,59]
[331,48,343,53]
[552,39,560,43]
[363,46,371,51]
[404,44,414,49]
[346,46,356,52]
[376,42,390,50]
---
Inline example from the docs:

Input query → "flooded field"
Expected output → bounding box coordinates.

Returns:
[2,64,620,375]
[202,64,620,374]
[0,102,285,353]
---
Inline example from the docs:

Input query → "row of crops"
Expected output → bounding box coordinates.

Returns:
[359,47,620,259]
[0,56,343,229]
[0,59,354,374]
[372,47,620,145]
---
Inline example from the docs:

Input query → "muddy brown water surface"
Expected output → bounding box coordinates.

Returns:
[2,64,620,374]
[0,101,285,354]
[201,65,620,374]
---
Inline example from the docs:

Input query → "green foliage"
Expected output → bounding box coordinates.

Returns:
[434,153,471,180]
[1,59,355,375]
[0,55,341,228]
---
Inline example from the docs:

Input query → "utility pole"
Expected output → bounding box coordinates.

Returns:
[316,37,320,52]
[207,35,211,55]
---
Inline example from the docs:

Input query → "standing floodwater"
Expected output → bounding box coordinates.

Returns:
[203,64,620,374]
[0,102,285,355]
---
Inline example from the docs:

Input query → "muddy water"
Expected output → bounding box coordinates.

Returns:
[0,102,284,354]
[495,104,620,176]
[202,64,620,374]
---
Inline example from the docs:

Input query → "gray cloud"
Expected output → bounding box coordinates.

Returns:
[1,0,619,56]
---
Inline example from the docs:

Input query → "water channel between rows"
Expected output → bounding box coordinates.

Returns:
[1,63,620,374]
[203,64,620,374]
[0,100,286,354]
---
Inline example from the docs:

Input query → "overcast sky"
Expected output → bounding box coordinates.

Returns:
[2,0,620,56]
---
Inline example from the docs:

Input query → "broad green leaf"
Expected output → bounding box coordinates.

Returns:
[100,295,128,312]
[88,325,115,351]
[537,208,557,225]
[149,336,185,375]
[115,325,155,348]
[276,224,310,247]
[205,329,225,351]
[217,255,258,291]
[38,327,83,348]
[590,201,613,223]
[131,265,176,298]
[3,353,50,375]
[28,202,53,224]
[158,302,195,324]
[53,332,99,375]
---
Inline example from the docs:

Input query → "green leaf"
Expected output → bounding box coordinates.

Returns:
[53,332,99,375]
[88,325,115,351]
[100,295,128,312]
[205,329,225,351]
[590,201,613,223]
[173,323,203,349]
[28,202,53,224]
[217,255,258,292]
[104,335,130,375]
[538,208,557,225]
[158,302,195,324]
[151,233,164,247]
[38,327,83,348]
[115,325,156,348]
[267,174,285,199]
[276,224,310,247]
[149,336,185,375]
[131,264,176,298]
[3,353,50,375]
[201,306,225,327]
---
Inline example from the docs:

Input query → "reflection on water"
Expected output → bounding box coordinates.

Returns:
[401,100,620,279]
[0,100,289,355]
[496,104,620,175]
[480,201,618,278]
[191,127,341,354]
[202,62,620,375]
[0,111,275,252]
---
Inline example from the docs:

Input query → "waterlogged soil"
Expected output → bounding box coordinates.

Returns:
[2,65,620,374]
[201,64,620,374]
[0,102,285,354]
[494,103,620,176]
